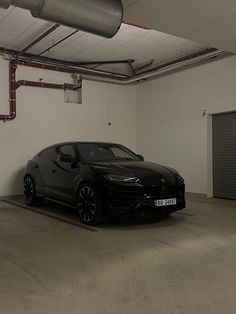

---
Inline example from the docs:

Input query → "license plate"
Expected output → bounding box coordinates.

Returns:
[154,198,177,207]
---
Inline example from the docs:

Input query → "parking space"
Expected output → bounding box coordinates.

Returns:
[0,196,236,314]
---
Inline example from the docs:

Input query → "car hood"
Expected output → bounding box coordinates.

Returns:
[89,161,178,186]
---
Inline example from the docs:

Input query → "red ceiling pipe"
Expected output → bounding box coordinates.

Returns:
[16,60,124,80]
[0,58,122,123]
[15,80,76,90]
[0,61,17,121]
[0,65,78,122]
[128,59,136,75]
[135,48,218,77]
[17,24,60,56]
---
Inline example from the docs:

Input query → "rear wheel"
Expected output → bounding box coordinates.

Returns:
[77,184,103,225]
[24,176,38,206]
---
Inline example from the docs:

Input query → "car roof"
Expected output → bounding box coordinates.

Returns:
[38,141,121,155]
[52,141,120,146]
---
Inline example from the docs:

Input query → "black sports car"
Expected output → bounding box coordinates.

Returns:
[24,142,186,225]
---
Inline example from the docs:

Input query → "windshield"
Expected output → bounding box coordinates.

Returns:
[77,143,139,162]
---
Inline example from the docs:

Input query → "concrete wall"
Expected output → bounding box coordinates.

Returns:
[0,57,136,196]
[136,55,236,195]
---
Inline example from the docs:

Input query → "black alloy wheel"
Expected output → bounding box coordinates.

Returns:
[77,184,103,225]
[24,176,37,206]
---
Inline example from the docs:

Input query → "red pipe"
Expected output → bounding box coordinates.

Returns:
[0,61,17,121]
[128,59,136,75]
[16,60,124,80]
[0,57,123,122]
[15,80,76,90]
[18,24,60,56]
[0,65,78,122]
[0,58,122,122]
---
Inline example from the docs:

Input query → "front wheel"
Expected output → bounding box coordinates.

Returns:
[24,176,38,206]
[77,184,103,225]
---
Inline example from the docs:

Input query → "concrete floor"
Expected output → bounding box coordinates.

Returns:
[0,196,236,314]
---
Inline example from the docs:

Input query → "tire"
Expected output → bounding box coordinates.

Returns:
[77,184,103,225]
[24,175,38,206]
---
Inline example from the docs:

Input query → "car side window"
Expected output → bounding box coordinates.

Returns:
[57,144,76,161]
[111,147,134,159]
[40,147,58,161]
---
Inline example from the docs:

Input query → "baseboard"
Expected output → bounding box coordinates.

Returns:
[186,192,207,199]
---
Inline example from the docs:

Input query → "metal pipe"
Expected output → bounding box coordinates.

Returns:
[128,59,136,75]
[134,48,218,77]
[81,50,231,84]
[0,0,10,8]
[0,46,129,78]
[0,46,230,84]
[0,49,230,122]
[0,58,83,121]
[15,80,76,90]
[123,50,230,84]
[11,0,39,11]
[68,59,135,66]
[15,60,125,80]
[0,0,123,38]
[0,61,17,121]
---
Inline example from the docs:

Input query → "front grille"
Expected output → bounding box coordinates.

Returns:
[139,184,184,197]
[107,184,185,213]
[109,184,185,199]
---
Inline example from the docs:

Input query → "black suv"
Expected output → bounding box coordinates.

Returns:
[24,142,185,225]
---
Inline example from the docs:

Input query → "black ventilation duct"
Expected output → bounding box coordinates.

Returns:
[0,0,123,38]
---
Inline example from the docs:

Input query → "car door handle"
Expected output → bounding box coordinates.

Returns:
[51,169,56,173]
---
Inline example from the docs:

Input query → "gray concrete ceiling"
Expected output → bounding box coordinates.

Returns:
[122,0,236,53]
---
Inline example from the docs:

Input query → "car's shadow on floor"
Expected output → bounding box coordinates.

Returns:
[43,199,187,229]
[99,213,186,230]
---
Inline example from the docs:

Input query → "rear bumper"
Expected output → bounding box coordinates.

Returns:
[105,184,186,215]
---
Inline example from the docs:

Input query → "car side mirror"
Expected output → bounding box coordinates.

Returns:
[59,154,74,163]
[137,154,144,161]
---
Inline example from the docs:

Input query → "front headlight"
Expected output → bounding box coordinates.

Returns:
[104,174,140,184]
[176,173,184,184]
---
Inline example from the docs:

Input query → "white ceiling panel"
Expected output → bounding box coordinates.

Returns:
[0,7,211,75]
[8,20,53,50]
[29,27,79,54]
[122,0,236,53]
[0,6,14,22]
[2,7,36,29]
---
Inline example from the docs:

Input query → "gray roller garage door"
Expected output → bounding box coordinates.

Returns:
[213,112,236,199]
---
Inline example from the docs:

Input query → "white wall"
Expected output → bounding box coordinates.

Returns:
[2,54,236,197]
[137,55,236,195]
[0,57,136,196]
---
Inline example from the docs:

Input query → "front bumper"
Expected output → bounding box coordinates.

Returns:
[105,184,186,215]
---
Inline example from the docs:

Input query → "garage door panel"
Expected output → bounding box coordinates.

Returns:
[213,112,236,200]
